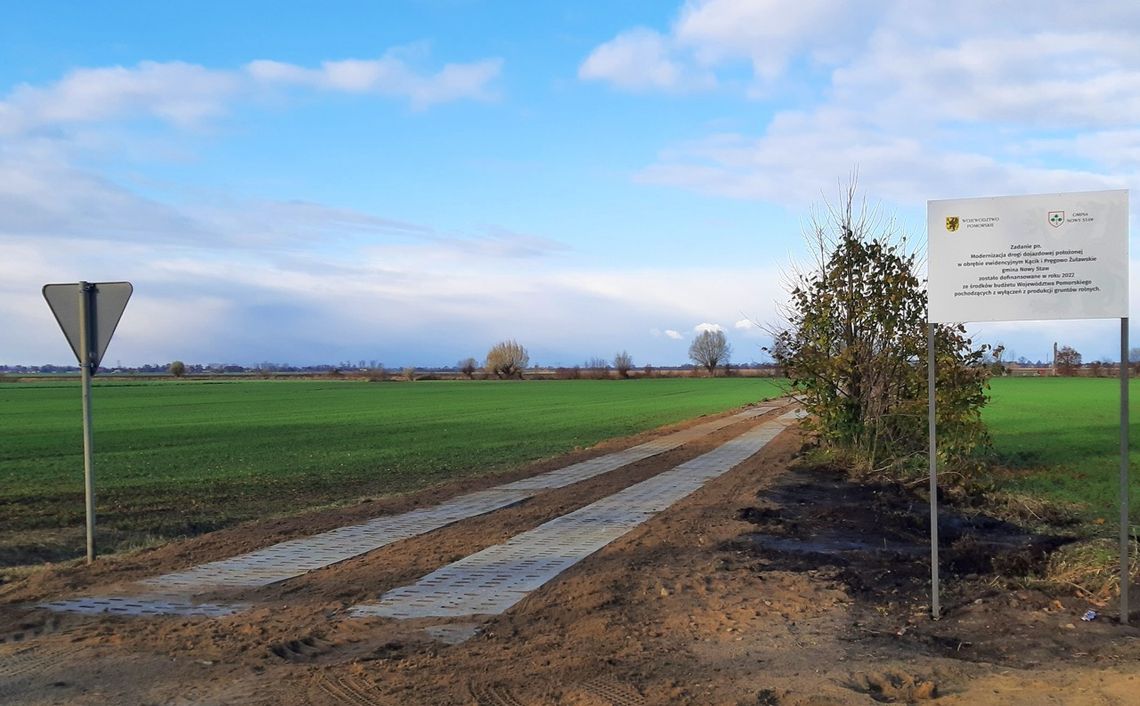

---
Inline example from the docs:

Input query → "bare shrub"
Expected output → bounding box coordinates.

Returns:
[458,357,478,379]
[689,330,731,376]
[613,351,633,378]
[583,357,610,380]
[485,339,529,379]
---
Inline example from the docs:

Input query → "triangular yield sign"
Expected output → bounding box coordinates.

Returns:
[43,282,133,371]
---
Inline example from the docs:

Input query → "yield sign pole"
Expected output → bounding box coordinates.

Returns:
[79,283,96,563]
[42,280,132,564]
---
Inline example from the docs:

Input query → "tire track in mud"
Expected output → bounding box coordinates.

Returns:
[579,677,648,706]
[468,680,527,706]
[0,612,66,646]
[0,642,90,701]
[164,679,278,706]
[269,633,337,662]
[314,669,386,706]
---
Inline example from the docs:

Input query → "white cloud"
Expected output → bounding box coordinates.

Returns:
[734,318,756,329]
[0,148,788,365]
[832,30,1140,130]
[1021,130,1140,171]
[674,0,872,79]
[0,61,239,136]
[0,49,503,138]
[694,322,723,333]
[580,0,877,93]
[247,51,503,109]
[583,1,1140,104]
[589,1,1140,207]
[628,0,1140,205]
[637,112,1129,207]
[578,28,713,92]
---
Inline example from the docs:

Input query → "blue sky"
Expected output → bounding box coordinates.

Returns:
[2,1,1138,368]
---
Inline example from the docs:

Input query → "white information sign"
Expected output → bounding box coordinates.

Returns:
[928,189,1128,323]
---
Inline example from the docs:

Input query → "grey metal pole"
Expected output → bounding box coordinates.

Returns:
[78,282,96,563]
[1121,317,1130,624]
[928,323,940,620]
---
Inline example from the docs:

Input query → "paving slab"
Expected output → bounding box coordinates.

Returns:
[348,411,798,620]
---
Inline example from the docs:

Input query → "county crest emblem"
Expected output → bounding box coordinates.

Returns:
[945,216,959,232]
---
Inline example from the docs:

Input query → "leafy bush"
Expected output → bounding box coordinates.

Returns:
[769,184,991,477]
[1056,346,1082,376]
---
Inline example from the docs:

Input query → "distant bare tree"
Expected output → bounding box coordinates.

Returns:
[169,360,186,378]
[583,357,610,379]
[485,340,529,379]
[613,350,633,379]
[1056,346,1082,376]
[689,330,731,376]
[459,357,478,379]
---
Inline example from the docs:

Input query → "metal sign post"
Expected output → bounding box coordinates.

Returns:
[43,281,132,564]
[927,323,940,620]
[1122,317,1131,623]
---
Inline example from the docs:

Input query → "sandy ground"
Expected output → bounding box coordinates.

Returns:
[2,405,1139,705]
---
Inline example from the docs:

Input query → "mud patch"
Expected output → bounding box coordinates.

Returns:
[732,467,1140,670]
[738,468,1067,604]
[847,670,937,702]
[268,633,336,661]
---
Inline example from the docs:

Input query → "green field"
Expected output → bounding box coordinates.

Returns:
[5,375,1132,568]
[984,376,1138,524]
[0,378,784,565]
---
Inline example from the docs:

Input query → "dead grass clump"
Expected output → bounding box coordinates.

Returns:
[981,491,1085,529]
[1039,537,1139,603]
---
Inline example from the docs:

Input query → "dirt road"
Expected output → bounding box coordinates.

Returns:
[2,405,1138,705]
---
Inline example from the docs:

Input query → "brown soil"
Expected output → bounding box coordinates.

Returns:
[2,408,1139,705]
